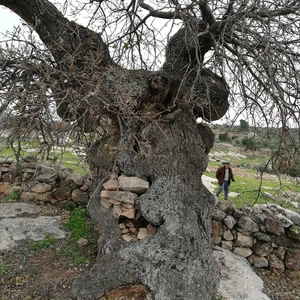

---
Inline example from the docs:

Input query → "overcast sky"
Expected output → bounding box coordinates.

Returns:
[0,7,21,35]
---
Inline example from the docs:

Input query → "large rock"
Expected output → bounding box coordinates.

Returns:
[101,190,138,205]
[285,249,300,270]
[213,247,270,300]
[253,242,273,257]
[72,188,89,204]
[224,214,237,229]
[233,247,253,258]
[212,209,227,222]
[118,175,150,194]
[287,224,300,242]
[66,173,84,188]
[249,254,268,268]
[0,182,11,195]
[31,182,52,193]
[212,220,223,237]
[236,216,259,235]
[265,217,284,236]
[268,254,285,275]
[235,232,254,248]
[36,173,58,184]
[21,191,53,203]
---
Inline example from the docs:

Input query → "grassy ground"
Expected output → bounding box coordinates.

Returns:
[0,140,89,174]
[208,145,300,213]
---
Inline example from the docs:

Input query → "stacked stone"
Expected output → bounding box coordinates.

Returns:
[212,201,300,275]
[0,156,92,205]
[100,175,157,242]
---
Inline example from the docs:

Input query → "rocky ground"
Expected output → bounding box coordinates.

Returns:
[0,203,98,300]
[1,201,300,300]
[255,267,300,300]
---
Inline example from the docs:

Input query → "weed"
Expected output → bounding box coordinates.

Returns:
[65,202,75,212]
[2,191,20,202]
[58,244,90,267]
[29,234,56,251]
[65,206,90,242]
[58,206,96,266]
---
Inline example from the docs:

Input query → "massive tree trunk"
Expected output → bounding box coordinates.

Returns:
[0,1,229,299]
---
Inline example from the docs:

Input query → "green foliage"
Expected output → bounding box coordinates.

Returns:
[58,244,90,267]
[65,206,90,242]
[242,138,257,151]
[239,119,249,131]
[29,234,56,251]
[218,133,229,142]
[2,191,20,202]
[58,206,96,266]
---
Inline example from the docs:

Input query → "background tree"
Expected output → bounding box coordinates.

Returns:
[0,0,299,299]
[240,119,249,132]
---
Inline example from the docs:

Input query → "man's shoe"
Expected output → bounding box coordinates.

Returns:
[224,198,228,200]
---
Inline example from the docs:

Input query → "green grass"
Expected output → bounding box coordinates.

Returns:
[58,206,96,266]
[26,207,96,267]
[207,145,300,212]
[2,191,20,202]
[65,206,90,242]
[208,165,300,213]
[0,140,89,175]
[29,234,56,251]
[210,148,270,167]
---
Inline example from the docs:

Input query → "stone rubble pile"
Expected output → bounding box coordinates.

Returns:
[212,200,300,276]
[100,175,158,242]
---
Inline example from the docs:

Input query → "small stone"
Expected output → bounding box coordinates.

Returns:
[137,228,149,240]
[233,247,253,258]
[101,198,113,209]
[122,233,138,242]
[147,224,158,235]
[76,237,89,246]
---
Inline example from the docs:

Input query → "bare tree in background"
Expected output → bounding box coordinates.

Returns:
[0,0,299,299]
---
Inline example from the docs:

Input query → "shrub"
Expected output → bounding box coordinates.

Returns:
[218,133,229,142]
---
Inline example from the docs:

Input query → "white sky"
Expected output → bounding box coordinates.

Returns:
[0,7,22,34]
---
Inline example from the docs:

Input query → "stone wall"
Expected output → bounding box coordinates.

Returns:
[0,156,91,206]
[212,201,300,276]
[1,156,300,277]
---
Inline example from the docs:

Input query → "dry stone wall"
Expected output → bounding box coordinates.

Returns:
[0,156,91,206]
[1,156,300,278]
[212,201,300,276]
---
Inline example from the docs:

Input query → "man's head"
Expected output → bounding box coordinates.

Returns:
[224,162,230,168]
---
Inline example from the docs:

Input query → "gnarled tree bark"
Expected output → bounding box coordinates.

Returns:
[0,1,229,299]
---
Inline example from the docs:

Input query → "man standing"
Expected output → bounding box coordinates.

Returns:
[216,162,235,200]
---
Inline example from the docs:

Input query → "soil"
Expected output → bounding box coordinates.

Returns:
[1,202,300,300]
[254,267,300,300]
[0,203,98,300]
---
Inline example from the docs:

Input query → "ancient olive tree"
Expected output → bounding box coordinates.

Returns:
[0,0,300,299]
